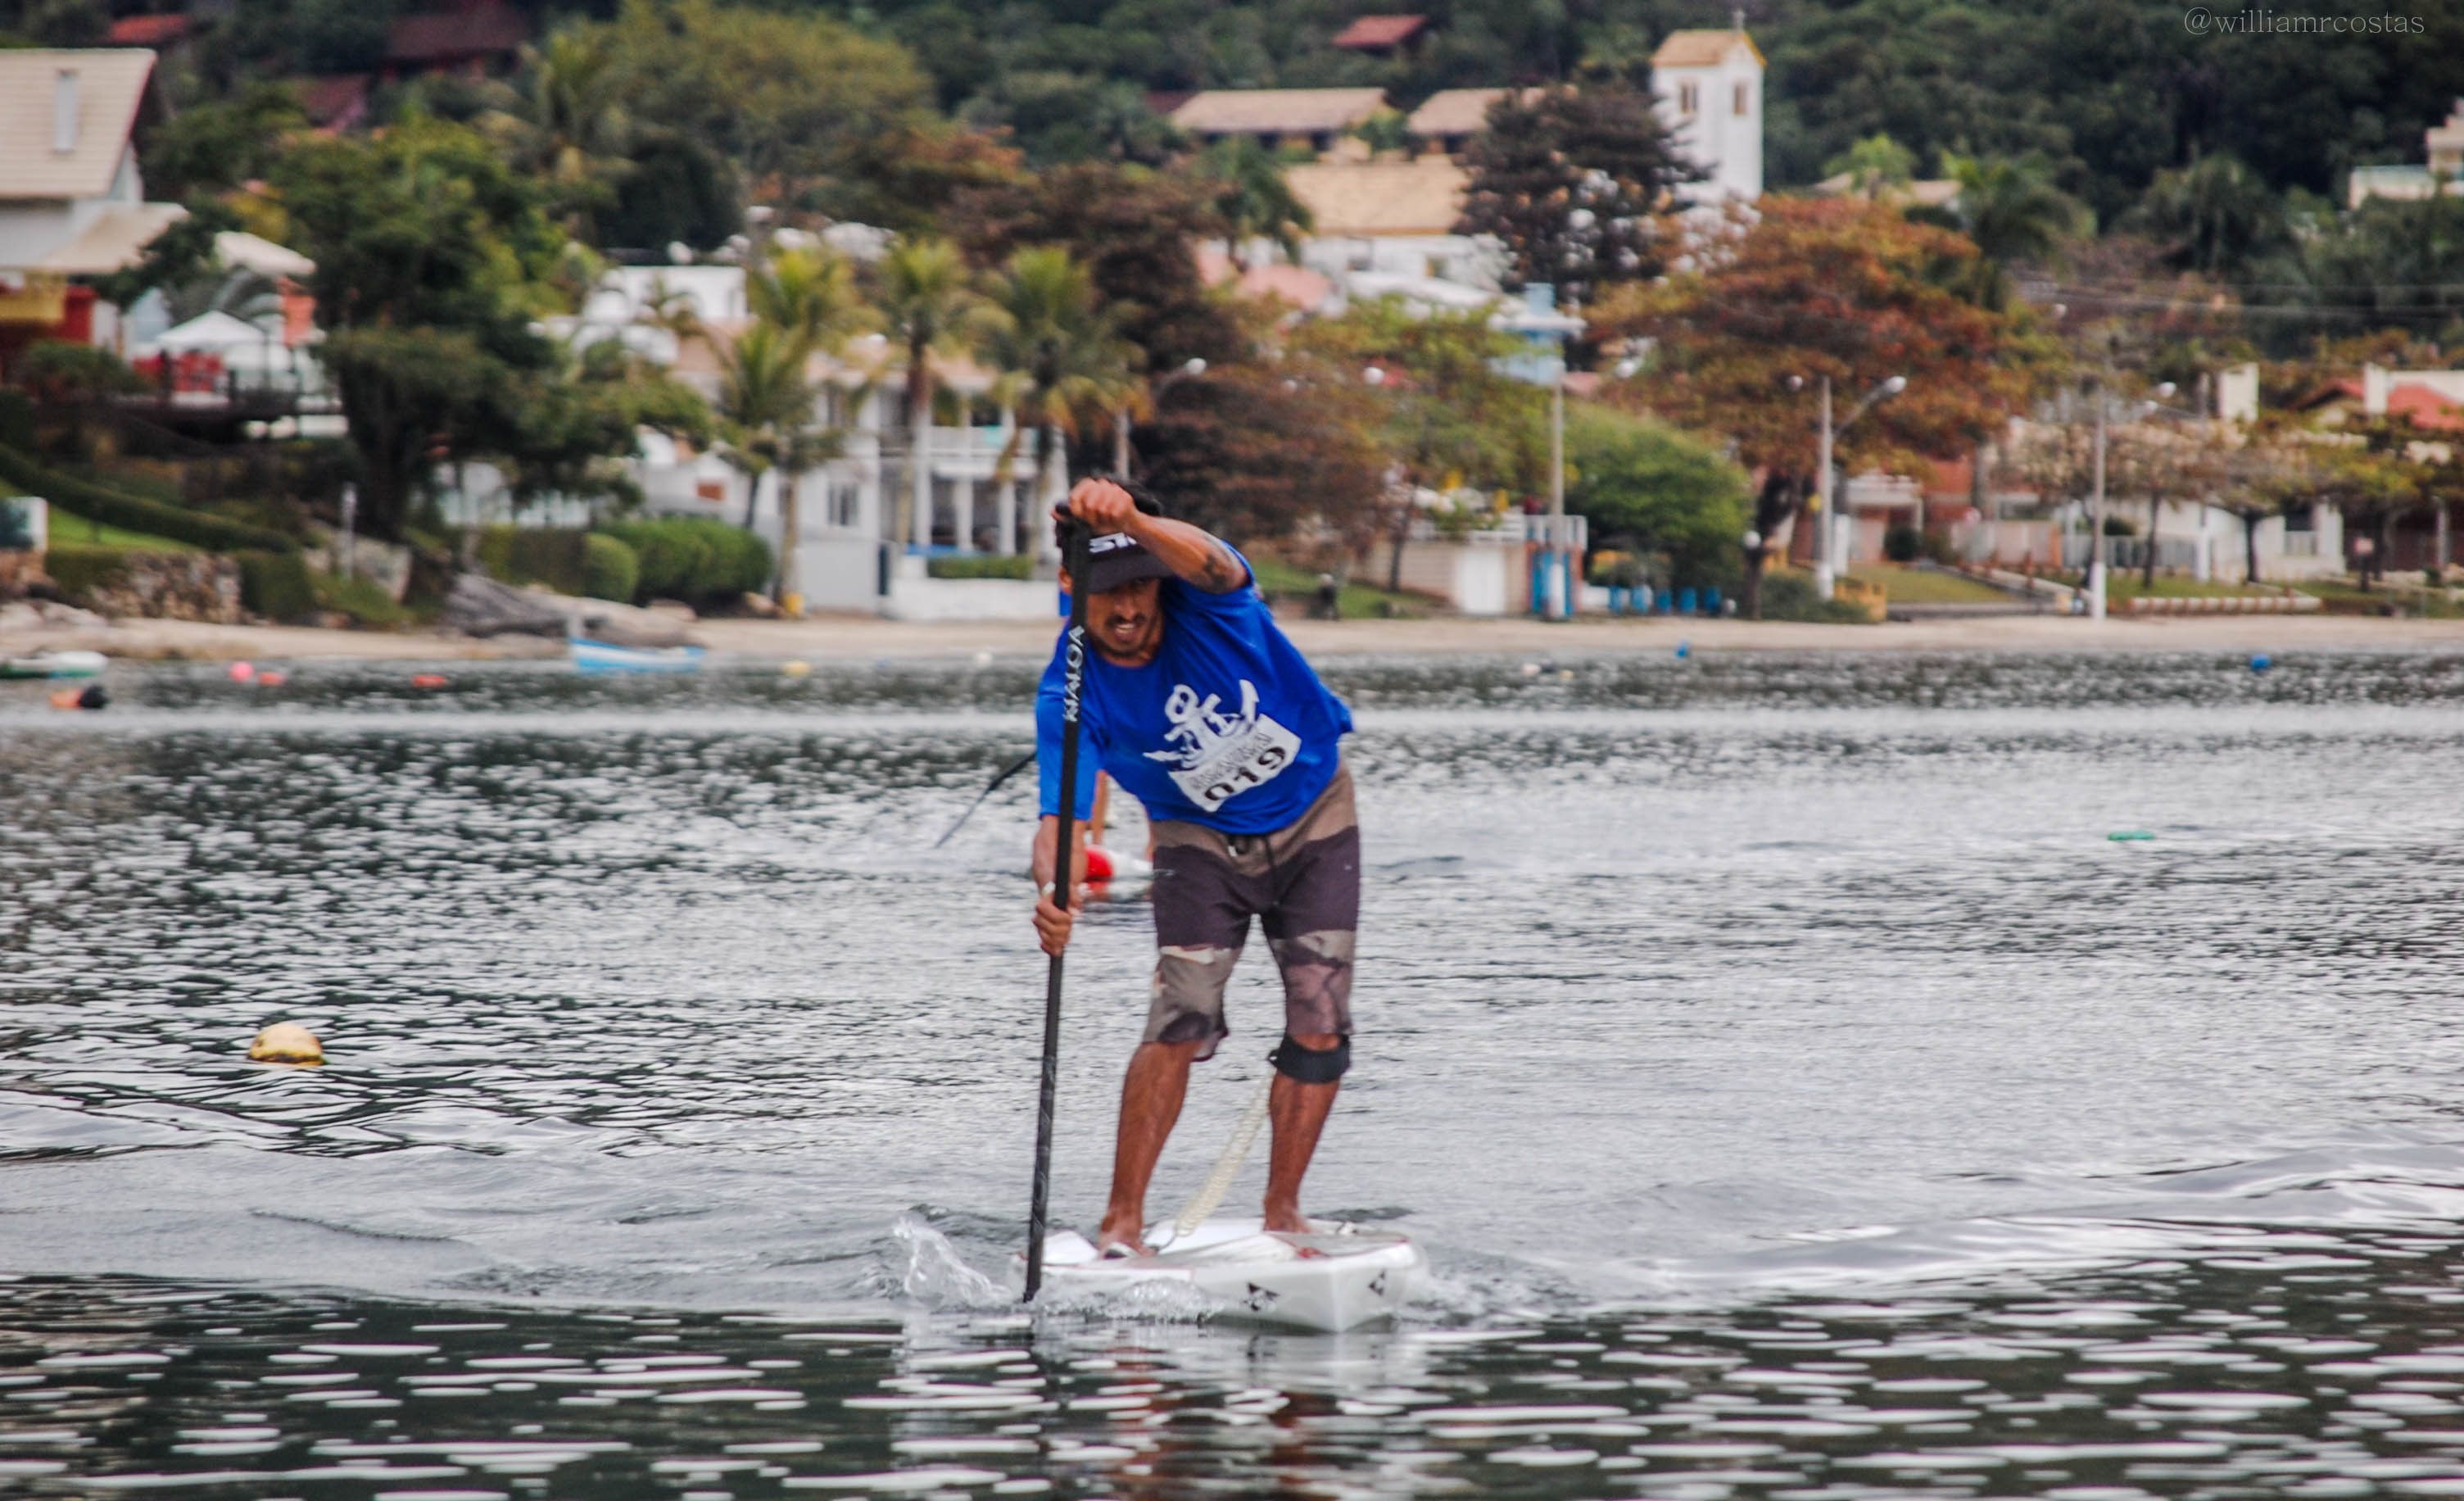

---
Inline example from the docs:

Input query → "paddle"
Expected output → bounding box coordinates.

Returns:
[935,750,1037,849]
[1024,518,1094,1303]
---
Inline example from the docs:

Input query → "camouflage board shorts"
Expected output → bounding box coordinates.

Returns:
[1144,764,1359,1061]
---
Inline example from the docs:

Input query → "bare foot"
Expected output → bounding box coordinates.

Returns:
[1262,1201,1313,1235]
[1095,1209,1149,1258]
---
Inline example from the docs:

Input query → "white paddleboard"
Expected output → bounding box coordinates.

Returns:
[1038,1218,1423,1332]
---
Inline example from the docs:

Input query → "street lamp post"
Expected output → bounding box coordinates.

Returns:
[1815,376,1834,599]
[1814,374,1908,601]
[1116,356,1207,479]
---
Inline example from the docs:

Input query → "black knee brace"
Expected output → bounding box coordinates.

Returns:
[1269,1033,1350,1084]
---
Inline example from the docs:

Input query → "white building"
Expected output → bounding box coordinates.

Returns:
[0,48,186,351]
[451,264,1064,619]
[1649,26,1764,202]
[2348,100,2464,208]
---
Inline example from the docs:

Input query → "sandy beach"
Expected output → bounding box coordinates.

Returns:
[8,609,2464,663]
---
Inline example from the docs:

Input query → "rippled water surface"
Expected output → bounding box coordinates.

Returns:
[6,649,2464,1498]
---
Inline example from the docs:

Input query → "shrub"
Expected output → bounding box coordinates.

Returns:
[42,545,129,603]
[1882,524,1922,563]
[582,532,639,602]
[311,568,410,627]
[477,526,584,594]
[1756,569,1875,624]
[238,550,315,621]
[0,445,296,553]
[927,553,1034,580]
[596,516,771,605]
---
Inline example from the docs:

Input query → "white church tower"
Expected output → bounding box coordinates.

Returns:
[1650,18,1764,202]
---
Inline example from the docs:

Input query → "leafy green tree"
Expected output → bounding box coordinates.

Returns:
[874,237,995,550]
[1131,356,1388,552]
[949,161,1240,372]
[274,116,565,540]
[2274,193,2464,339]
[140,84,309,202]
[1823,134,1917,193]
[1925,153,2088,308]
[1565,405,1752,592]
[507,29,636,240]
[1599,197,2031,616]
[1198,135,1313,272]
[12,342,143,462]
[1455,84,1694,317]
[1293,297,1547,589]
[582,0,937,227]
[983,247,1141,549]
[2131,154,2290,277]
[495,338,712,515]
[90,204,242,327]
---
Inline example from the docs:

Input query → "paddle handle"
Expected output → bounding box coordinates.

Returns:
[1025,522,1093,1303]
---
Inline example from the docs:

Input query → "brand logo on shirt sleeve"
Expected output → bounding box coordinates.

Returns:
[1144,679,1302,811]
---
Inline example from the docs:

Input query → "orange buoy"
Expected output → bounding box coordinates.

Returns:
[256,670,288,688]
[410,673,448,689]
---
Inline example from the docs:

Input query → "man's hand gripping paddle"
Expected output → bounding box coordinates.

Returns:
[1024,517,1093,1303]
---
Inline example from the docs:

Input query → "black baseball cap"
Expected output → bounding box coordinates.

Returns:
[1058,481,1174,593]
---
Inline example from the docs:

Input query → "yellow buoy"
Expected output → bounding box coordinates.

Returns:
[248,1023,324,1065]
[782,660,812,677]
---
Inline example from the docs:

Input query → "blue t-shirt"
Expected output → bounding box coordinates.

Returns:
[1036,555,1352,835]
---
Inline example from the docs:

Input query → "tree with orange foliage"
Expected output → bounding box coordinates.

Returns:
[1594,197,2040,615]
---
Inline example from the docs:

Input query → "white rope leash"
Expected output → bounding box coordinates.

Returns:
[1170,1077,1273,1239]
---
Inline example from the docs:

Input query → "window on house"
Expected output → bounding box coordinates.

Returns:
[1734,82,1750,115]
[1678,82,1698,115]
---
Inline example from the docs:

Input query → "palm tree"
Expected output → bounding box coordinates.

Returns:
[983,247,1142,556]
[513,29,634,238]
[872,237,994,551]
[736,246,869,605]
[715,320,839,603]
[2137,154,2289,276]
[1938,153,2086,309]
[749,245,873,359]
[1200,136,1315,272]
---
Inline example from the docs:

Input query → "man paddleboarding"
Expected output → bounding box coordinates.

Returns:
[1031,477,1359,1258]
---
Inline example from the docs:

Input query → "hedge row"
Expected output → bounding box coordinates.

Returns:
[596,517,770,605]
[0,445,297,555]
[41,545,129,602]
[238,551,315,621]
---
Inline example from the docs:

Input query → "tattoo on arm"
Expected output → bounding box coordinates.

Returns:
[1196,539,1246,592]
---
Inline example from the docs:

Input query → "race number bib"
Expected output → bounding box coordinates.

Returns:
[1146,679,1304,812]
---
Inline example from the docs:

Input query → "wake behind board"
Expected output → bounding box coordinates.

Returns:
[1038,1218,1422,1332]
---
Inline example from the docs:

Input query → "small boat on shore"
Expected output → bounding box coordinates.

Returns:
[1,650,106,680]
[571,637,705,675]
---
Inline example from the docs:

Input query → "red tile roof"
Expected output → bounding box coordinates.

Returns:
[107,14,191,45]
[387,3,529,66]
[1331,14,1429,49]
[2389,383,2464,430]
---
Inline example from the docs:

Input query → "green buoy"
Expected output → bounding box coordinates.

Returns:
[2108,830,2155,841]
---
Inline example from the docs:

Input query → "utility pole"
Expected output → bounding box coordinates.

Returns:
[1815,376,1835,601]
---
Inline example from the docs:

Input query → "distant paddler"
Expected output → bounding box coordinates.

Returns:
[1030,478,1360,1258]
